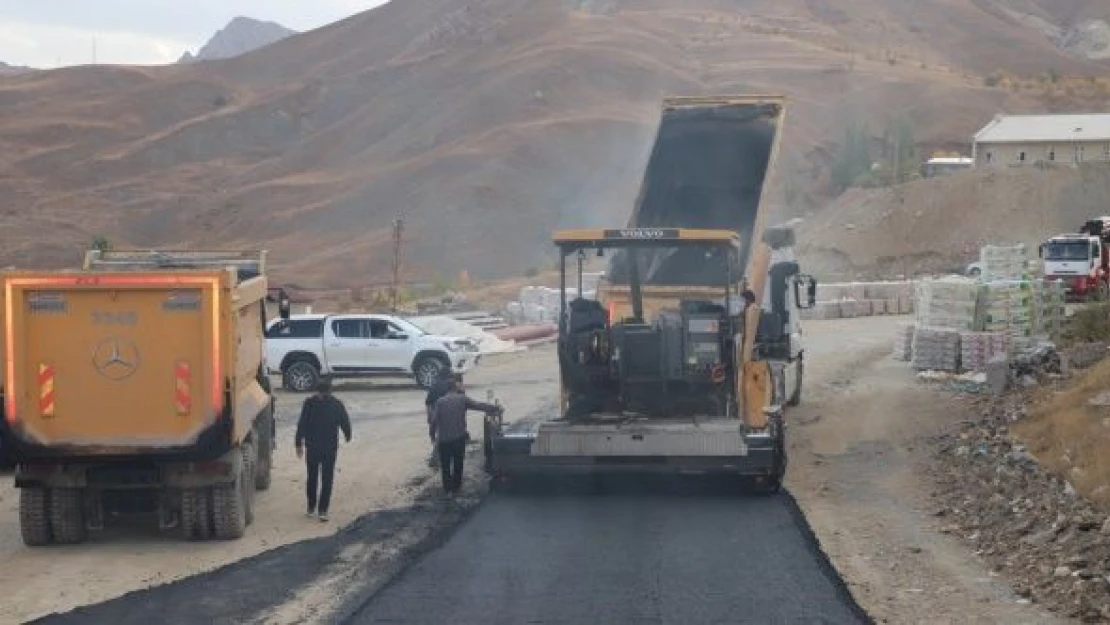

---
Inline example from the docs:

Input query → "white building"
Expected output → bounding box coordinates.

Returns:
[972,113,1110,167]
[922,156,973,178]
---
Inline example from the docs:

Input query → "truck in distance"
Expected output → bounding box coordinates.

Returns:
[0,250,282,545]
[1040,217,1110,301]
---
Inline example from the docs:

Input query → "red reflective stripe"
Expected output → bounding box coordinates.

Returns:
[175,361,192,415]
[38,364,55,417]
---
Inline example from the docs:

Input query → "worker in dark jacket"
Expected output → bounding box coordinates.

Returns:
[424,368,455,469]
[430,376,502,493]
[294,377,352,521]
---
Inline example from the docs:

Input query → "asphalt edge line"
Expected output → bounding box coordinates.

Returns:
[328,451,491,624]
[782,489,875,624]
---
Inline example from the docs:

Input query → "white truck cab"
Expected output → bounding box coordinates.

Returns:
[265,313,481,391]
[1041,218,1110,301]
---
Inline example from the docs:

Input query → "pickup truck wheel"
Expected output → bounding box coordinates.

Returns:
[212,468,247,540]
[414,355,448,389]
[50,488,88,544]
[283,361,320,393]
[20,487,52,546]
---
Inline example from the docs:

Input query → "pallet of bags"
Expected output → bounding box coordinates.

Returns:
[915,276,982,331]
[892,323,915,361]
[911,326,961,371]
[959,331,1011,372]
[980,244,1032,282]
[1033,278,1067,339]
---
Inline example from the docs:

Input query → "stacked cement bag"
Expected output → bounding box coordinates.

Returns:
[959,331,1011,372]
[979,279,1035,352]
[892,322,915,361]
[980,244,1033,282]
[912,326,962,371]
[1033,279,1067,339]
[914,276,983,331]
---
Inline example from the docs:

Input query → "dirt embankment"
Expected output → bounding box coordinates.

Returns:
[797,166,1110,281]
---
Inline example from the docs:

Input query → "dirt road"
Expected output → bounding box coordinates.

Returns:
[14,316,1067,624]
[788,316,1066,624]
[2,347,556,624]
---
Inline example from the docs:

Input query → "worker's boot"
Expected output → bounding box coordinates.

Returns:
[427,443,440,469]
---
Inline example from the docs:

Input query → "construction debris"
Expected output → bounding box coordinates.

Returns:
[932,393,1110,622]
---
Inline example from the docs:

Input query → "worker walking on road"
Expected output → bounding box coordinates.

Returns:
[430,375,502,494]
[294,377,352,522]
[424,368,455,469]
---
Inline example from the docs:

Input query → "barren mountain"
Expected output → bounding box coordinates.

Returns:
[0,0,1106,287]
[178,16,298,63]
[0,61,35,76]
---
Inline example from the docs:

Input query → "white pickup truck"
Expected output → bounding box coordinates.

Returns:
[265,313,481,391]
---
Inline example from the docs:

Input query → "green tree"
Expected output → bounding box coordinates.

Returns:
[832,118,872,194]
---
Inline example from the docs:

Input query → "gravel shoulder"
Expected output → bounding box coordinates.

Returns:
[2,347,557,624]
[786,316,1066,624]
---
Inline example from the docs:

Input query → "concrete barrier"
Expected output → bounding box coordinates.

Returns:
[800,281,916,321]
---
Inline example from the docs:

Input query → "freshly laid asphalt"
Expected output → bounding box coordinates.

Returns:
[347,479,869,625]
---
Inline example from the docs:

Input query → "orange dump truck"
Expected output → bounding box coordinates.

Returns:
[0,250,277,545]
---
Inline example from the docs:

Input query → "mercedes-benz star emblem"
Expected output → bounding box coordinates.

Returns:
[92,337,140,380]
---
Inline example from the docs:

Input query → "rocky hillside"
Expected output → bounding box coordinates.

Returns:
[0,0,1107,287]
[178,17,297,63]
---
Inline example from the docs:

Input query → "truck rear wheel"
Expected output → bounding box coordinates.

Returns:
[212,467,247,540]
[255,412,274,491]
[181,488,211,540]
[20,487,52,546]
[241,442,256,526]
[50,488,87,544]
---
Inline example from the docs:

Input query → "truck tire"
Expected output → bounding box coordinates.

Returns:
[50,488,87,544]
[241,442,255,526]
[787,358,803,407]
[283,360,320,393]
[20,487,52,546]
[212,468,247,540]
[255,410,274,491]
[414,355,448,389]
[181,487,211,541]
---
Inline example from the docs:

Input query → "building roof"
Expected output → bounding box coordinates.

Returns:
[974,114,1110,144]
[926,157,973,165]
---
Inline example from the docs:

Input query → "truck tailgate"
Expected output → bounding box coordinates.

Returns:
[4,273,223,449]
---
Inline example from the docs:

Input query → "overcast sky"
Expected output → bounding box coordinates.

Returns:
[0,1,388,67]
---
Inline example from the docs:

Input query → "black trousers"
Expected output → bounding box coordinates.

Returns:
[437,438,466,492]
[306,448,337,513]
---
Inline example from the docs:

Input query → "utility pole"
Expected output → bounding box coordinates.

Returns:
[389,216,404,313]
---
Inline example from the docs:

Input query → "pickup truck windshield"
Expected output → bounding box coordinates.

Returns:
[1045,241,1091,261]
